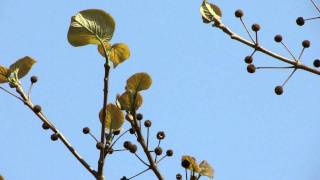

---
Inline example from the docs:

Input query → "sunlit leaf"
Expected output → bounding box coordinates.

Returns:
[0,66,10,83]
[99,104,124,131]
[9,56,36,79]
[109,43,130,68]
[200,0,222,23]
[67,9,115,47]
[182,155,201,173]
[97,43,112,57]
[199,160,214,178]
[117,91,143,111]
[126,73,152,92]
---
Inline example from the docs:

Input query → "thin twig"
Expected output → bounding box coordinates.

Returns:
[298,48,305,60]
[156,155,167,164]
[0,86,24,102]
[280,42,297,61]
[256,66,295,69]
[305,16,320,20]
[239,18,255,43]
[128,168,150,180]
[27,83,33,99]
[105,129,130,157]
[282,68,297,87]
[310,0,320,13]
[134,153,149,167]
[89,132,99,143]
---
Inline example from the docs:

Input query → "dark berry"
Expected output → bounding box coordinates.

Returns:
[274,34,283,43]
[113,130,120,135]
[156,131,166,140]
[96,142,104,150]
[235,9,244,18]
[296,17,305,26]
[123,141,132,149]
[181,159,190,169]
[51,133,59,141]
[136,113,143,121]
[313,59,320,68]
[302,40,310,48]
[274,86,283,95]
[121,176,128,180]
[129,144,137,153]
[244,56,253,64]
[166,149,173,157]
[251,23,260,32]
[129,128,135,134]
[82,127,90,134]
[247,64,256,73]
[33,105,42,113]
[42,123,50,130]
[202,16,211,24]
[176,174,182,180]
[154,147,163,156]
[144,120,152,127]
[30,76,38,83]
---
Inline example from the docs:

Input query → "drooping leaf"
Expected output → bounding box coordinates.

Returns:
[99,103,124,131]
[199,160,214,178]
[181,155,201,173]
[126,73,152,92]
[67,9,115,47]
[109,43,130,68]
[9,56,36,79]
[200,0,222,23]
[117,91,143,111]
[0,66,10,83]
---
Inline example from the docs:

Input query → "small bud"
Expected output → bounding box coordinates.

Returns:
[274,86,283,95]
[82,127,90,134]
[181,159,190,169]
[33,105,42,113]
[51,133,59,141]
[244,56,253,64]
[30,76,38,83]
[166,149,173,157]
[251,23,260,32]
[144,120,152,127]
[129,128,135,134]
[176,174,182,180]
[42,123,50,130]
[247,64,256,73]
[136,113,143,121]
[235,9,244,18]
[274,34,283,43]
[302,40,310,48]
[296,17,305,26]
[154,147,163,156]
[157,131,166,140]
[129,144,137,153]
[96,142,104,150]
[313,59,320,68]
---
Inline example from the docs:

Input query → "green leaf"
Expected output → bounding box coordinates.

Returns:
[109,43,130,68]
[126,73,152,92]
[9,56,36,79]
[117,91,143,111]
[200,0,222,23]
[0,66,10,83]
[99,103,124,131]
[67,9,115,47]
[181,155,201,173]
[199,160,214,179]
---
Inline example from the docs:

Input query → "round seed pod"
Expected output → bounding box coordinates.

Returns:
[42,123,50,130]
[302,40,310,48]
[244,56,253,64]
[129,128,135,134]
[176,174,182,180]
[129,144,137,153]
[166,149,173,157]
[235,9,244,18]
[313,59,320,68]
[136,113,143,121]
[274,34,283,43]
[296,17,305,26]
[247,64,256,73]
[82,127,90,134]
[51,133,59,141]
[96,142,104,150]
[251,23,260,32]
[30,76,38,83]
[156,131,166,140]
[123,141,132,149]
[154,147,163,156]
[144,120,152,128]
[274,86,283,95]
[181,159,190,169]
[33,105,42,113]
[113,130,121,135]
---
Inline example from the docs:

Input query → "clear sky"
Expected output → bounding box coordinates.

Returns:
[1,0,320,180]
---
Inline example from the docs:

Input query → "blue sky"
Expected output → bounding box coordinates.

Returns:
[1,0,320,180]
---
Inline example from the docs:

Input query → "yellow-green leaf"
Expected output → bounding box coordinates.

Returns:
[9,56,36,79]
[199,160,214,179]
[0,175,4,180]
[182,155,201,173]
[67,9,115,47]
[0,66,10,83]
[99,103,124,131]
[109,43,130,68]
[200,0,222,23]
[98,43,112,57]
[117,91,143,111]
[126,73,152,92]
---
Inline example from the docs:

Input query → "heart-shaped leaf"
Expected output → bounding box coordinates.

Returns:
[67,9,115,47]
[0,66,10,83]
[126,73,152,92]
[199,160,214,179]
[200,0,222,23]
[117,91,143,111]
[99,103,124,131]
[9,56,36,79]
[109,43,130,68]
